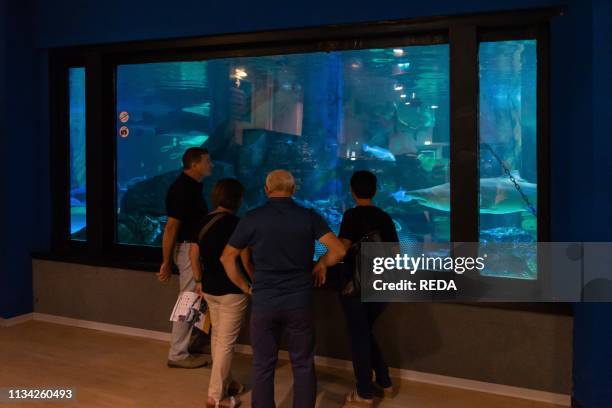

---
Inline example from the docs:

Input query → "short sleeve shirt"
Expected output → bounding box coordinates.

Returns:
[188,213,244,296]
[228,197,331,310]
[338,206,399,244]
[165,172,209,241]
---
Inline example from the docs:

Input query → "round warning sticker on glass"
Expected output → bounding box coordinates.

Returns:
[119,111,130,123]
[119,126,130,138]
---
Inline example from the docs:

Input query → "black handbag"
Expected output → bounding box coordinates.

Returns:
[340,230,383,296]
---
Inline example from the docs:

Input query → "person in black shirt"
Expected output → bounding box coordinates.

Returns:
[188,179,252,408]
[338,170,398,407]
[157,147,212,369]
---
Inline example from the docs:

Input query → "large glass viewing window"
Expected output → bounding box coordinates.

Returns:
[115,46,451,254]
[479,40,538,279]
[51,10,554,284]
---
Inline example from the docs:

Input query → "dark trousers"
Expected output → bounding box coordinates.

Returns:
[340,296,391,399]
[250,306,316,408]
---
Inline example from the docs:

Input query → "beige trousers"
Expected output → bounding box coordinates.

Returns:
[168,243,195,361]
[204,293,248,401]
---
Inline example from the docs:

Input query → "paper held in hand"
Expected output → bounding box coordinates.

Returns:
[169,291,211,333]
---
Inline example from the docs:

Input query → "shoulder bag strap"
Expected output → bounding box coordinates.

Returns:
[197,212,228,242]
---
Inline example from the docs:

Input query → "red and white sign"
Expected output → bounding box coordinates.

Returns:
[119,126,130,138]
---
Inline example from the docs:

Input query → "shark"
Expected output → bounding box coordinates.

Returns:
[160,133,208,149]
[391,172,537,214]
[362,144,396,162]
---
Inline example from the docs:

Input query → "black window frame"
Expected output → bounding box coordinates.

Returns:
[42,7,566,312]
[49,55,87,252]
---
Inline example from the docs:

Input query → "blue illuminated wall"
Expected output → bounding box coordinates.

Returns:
[2,0,612,405]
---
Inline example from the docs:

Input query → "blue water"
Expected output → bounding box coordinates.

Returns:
[478,40,538,279]
[69,67,86,240]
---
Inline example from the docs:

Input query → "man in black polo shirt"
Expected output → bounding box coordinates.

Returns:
[220,169,346,408]
[157,147,212,368]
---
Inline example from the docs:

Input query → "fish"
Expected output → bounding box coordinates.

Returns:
[394,172,537,214]
[178,134,208,147]
[293,197,321,210]
[143,110,210,136]
[70,197,83,206]
[159,133,208,146]
[70,186,87,202]
[127,176,148,187]
[390,189,412,203]
[479,173,537,214]
[181,102,211,117]
[160,133,209,155]
[70,186,86,196]
[293,198,342,226]
[393,219,402,232]
[362,144,396,162]
[313,198,333,207]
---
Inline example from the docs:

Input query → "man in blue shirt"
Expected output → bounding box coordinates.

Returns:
[220,169,346,408]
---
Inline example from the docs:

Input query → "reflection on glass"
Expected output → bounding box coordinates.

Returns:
[69,67,86,240]
[479,40,537,279]
[115,46,450,253]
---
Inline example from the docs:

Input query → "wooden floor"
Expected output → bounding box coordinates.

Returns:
[0,321,563,408]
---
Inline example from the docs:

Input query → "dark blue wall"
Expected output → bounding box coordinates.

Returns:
[1,0,38,319]
[0,0,7,318]
[591,0,612,240]
[2,0,612,405]
[571,1,612,406]
[31,0,557,48]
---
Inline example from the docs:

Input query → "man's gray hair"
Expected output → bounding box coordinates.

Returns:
[265,169,296,194]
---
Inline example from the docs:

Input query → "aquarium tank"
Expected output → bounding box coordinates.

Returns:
[112,46,450,249]
[66,40,537,279]
[479,40,538,279]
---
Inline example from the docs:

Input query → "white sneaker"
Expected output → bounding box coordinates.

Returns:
[342,389,373,407]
